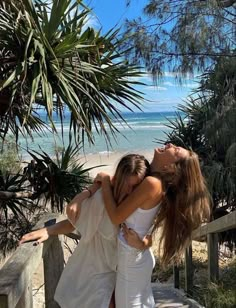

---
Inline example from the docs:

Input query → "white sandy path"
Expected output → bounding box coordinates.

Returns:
[79,149,154,178]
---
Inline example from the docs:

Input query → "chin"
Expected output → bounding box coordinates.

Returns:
[154,148,162,155]
[153,148,161,160]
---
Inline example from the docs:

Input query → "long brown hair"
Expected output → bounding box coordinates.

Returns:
[113,154,150,203]
[153,151,211,267]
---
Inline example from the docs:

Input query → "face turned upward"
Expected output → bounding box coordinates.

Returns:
[153,143,190,171]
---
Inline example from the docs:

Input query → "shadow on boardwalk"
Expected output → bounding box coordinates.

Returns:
[152,283,203,308]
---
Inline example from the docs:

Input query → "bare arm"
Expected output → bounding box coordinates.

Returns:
[66,182,100,225]
[20,183,101,245]
[122,224,152,250]
[97,174,162,225]
[19,219,74,245]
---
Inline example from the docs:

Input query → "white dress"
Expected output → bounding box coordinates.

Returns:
[54,189,118,308]
[115,205,159,308]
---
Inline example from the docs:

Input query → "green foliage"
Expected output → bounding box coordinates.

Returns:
[25,143,94,212]
[163,57,236,213]
[0,167,36,257]
[203,284,236,308]
[192,258,236,308]
[0,171,33,221]
[0,0,144,145]
[0,138,21,175]
[0,142,96,255]
[124,0,236,77]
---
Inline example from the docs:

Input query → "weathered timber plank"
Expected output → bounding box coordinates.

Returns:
[15,280,33,308]
[192,210,236,240]
[0,213,63,308]
[44,236,64,308]
[173,265,180,289]
[152,283,204,307]
[185,245,193,296]
[207,233,219,282]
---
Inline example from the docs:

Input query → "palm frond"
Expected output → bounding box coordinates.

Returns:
[0,0,145,146]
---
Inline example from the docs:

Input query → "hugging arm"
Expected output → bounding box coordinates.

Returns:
[66,182,100,225]
[95,173,162,225]
[122,224,152,250]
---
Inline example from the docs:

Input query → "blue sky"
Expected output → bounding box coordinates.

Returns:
[84,0,199,112]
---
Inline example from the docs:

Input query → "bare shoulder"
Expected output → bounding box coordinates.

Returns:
[140,176,163,196]
[144,175,162,187]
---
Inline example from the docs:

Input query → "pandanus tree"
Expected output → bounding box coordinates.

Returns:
[0,0,144,145]
[0,0,145,254]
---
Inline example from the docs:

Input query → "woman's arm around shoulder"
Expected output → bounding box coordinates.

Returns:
[101,175,163,225]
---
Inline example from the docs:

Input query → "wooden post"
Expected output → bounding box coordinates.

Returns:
[185,244,193,295]
[0,214,66,308]
[207,233,219,282]
[16,280,33,308]
[43,235,64,308]
[0,295,8,308]
[173,265,180,289]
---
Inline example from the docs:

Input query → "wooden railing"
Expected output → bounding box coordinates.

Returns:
[173,210,236,295]
[0,211,235,307]
[0,213,79,308]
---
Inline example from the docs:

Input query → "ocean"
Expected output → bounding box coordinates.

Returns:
[19,111,177,159]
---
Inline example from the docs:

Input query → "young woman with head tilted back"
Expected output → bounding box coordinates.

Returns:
[20,154,150,308]
[93,143,211,307]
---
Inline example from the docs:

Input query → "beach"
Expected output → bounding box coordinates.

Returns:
[4,112,172,307]
[19,111,176,161]
[79,149,154,178]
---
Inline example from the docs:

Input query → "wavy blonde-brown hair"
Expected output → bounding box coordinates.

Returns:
[113,154,150,204]
[153,151,211,267]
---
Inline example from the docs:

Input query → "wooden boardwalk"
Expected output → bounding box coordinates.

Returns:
[152,283,203,308]
[2,211,235,308]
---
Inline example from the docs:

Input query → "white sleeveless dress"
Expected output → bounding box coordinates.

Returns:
[54,189,118,308]
[115,205,159,308]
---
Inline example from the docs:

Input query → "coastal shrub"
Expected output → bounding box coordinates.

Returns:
[0,138,22,175]
[0,142,97,257]
[188,257,236,307]
[24,143,94,212]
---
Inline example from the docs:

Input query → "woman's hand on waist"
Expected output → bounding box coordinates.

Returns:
[122,223,152,250]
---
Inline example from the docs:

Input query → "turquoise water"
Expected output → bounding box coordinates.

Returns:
[19,111,177,158]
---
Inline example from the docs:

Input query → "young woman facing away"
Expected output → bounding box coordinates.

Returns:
[20,154,151,308]
[88,143,211,308]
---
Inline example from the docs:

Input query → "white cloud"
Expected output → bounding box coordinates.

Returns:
[181,83,199,88]
[128,74,153,84]
[145,85,167,91]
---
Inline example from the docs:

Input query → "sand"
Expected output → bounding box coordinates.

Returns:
[79,149,154,178]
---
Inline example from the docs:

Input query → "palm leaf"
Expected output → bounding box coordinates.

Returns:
[0,0,145,146]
